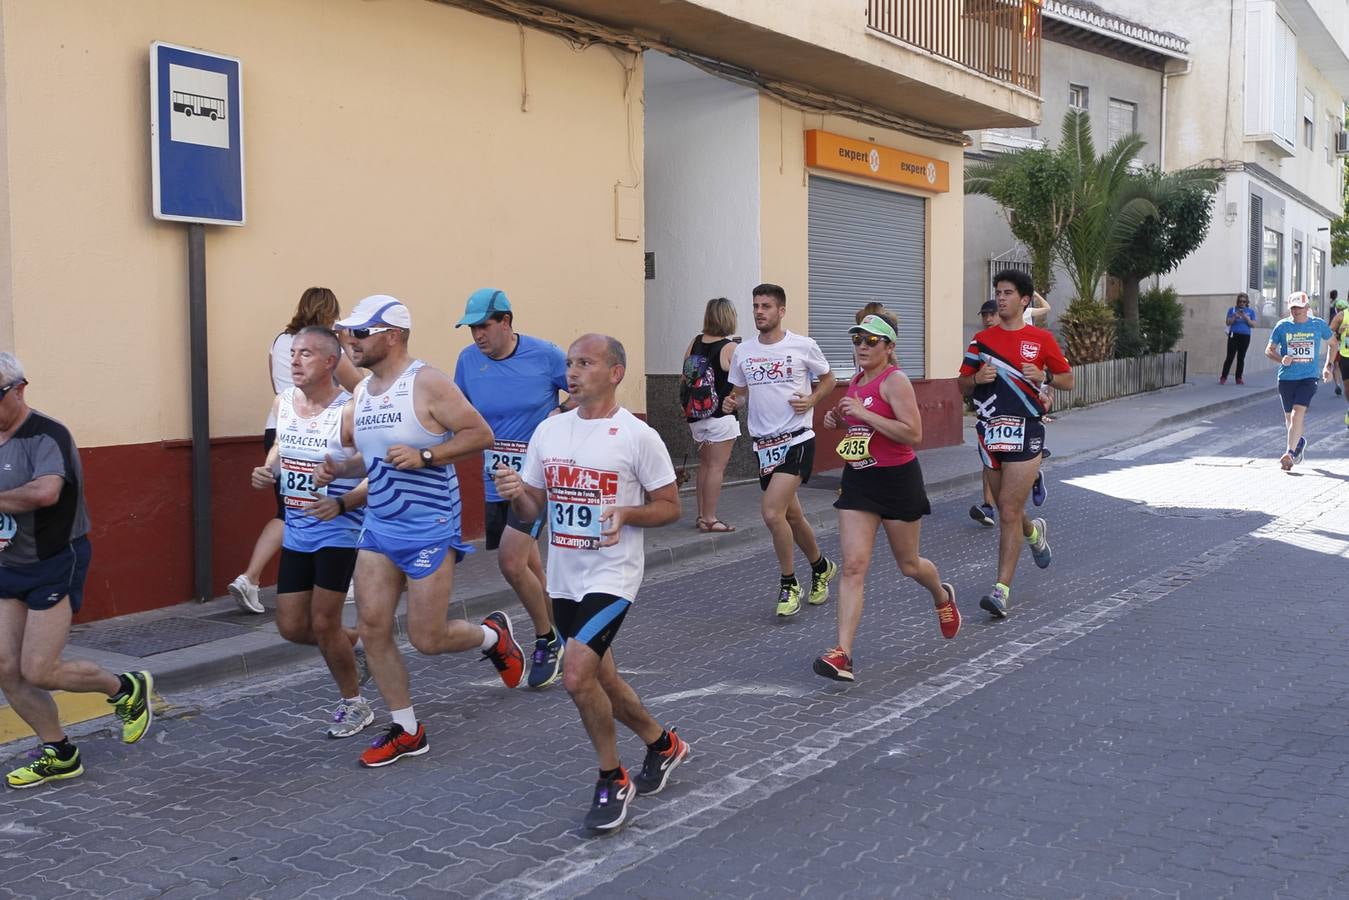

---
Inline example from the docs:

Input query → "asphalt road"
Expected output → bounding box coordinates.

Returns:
[3,396,1348,899]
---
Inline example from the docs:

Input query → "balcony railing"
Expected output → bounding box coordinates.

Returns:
[867,0,1042,95]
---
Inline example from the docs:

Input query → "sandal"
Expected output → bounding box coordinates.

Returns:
[695,516,708,531]
[700,519,735,533]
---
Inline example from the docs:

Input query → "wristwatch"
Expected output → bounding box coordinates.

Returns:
[420,448,434,467]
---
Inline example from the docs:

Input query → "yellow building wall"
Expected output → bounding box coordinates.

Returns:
[0,0,645,447]
[757,96,966,379]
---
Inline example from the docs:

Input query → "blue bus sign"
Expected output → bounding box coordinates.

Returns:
[150,42,245,226]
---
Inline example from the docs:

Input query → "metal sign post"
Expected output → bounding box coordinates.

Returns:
[150,42,245,601]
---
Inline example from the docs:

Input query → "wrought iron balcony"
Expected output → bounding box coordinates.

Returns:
[867,0,1042,95]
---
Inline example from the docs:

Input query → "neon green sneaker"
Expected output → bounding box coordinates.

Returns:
[111,670,154,744]
[6,746,83,789]
[807,558,838,605]
[775,581,803,617]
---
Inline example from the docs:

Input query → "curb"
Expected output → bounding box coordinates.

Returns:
[64,384,1283,699]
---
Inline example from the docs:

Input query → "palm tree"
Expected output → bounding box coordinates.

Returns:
[965,145,1073,299]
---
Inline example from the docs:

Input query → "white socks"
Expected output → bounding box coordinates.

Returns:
[390,706,417,732]
[480,624,499,651]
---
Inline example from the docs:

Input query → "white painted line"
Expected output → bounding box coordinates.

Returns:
[483,489,1341,900]
[1102,425,1214,461]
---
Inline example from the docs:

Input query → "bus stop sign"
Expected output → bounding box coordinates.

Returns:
[150,42,245,225]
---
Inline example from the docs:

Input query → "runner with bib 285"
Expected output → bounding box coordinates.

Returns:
[957,269,1073,620]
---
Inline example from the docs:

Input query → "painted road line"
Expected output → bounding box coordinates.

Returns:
[0,692,115,745]
[1102,425,1214,461]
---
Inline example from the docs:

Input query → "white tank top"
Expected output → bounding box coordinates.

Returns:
[352,361,463,542]
[275,387,362,550]
[264,332,296,429]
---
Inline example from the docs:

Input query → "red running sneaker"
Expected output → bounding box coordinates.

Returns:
[936,583,961,639]
[359,723,428,768]
[813,646,854,682]
[633,728,691,795]
[482,611,524,688]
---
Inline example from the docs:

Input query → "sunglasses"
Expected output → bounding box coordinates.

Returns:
[0,379,27,401]
[851,334,888,347]
[348,326,397,340]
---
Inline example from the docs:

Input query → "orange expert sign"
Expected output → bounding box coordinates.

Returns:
[804,130,949,193]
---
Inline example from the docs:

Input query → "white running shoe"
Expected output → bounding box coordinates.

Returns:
[327,697,374,739]
[228,574,264,614]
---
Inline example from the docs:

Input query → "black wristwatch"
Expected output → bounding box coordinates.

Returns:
[1045,370,1054,386]
[420,448,435,467]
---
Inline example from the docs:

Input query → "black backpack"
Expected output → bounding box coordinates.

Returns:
[679,336,721,421]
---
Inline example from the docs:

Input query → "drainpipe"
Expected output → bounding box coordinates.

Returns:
[1160,59,1193,172]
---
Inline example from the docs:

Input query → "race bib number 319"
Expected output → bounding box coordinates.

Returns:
[545,463,618,550]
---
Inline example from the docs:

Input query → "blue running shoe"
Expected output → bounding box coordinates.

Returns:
[1032,472,1047,507]
[1028,517,1052,569]
[979,584,1009,619]
[1293,437,1306,466]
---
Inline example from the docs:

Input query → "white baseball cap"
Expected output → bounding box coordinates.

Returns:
[1286,291,1310,309]
[335,294,412,329]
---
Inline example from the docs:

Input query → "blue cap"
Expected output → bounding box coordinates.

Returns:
[456,288,512,327]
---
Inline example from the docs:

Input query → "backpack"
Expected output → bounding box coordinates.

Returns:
[679,336,721,422]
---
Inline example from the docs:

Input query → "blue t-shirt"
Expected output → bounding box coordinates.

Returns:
[1269,316,1334,381]
[454,333,568,502]
[1226,306,1255,336]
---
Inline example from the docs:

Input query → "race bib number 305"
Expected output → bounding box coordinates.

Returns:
[0,513,17,553]
[1287,340,1315,361]
[485,439,528,478]
[280,457,326,509]
[754,433,794,476]
[984,416,1026,454]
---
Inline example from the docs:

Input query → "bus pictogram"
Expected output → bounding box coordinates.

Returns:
[171,90,226,121]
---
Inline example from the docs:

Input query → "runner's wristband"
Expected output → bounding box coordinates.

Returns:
[336,495,346,514]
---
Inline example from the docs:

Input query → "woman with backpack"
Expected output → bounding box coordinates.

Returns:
[680,297,741,532]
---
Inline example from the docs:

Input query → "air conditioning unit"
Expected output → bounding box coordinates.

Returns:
[1336,130,1349,156]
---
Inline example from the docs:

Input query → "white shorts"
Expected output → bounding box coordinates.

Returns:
[689,415,740,444]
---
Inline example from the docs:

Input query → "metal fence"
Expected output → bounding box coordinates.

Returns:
[1053,352,1188,410]
[866,0,1042,95]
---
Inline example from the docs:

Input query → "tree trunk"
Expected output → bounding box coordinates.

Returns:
[1120,275,1141,324]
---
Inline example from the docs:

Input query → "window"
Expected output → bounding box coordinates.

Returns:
[1248,195,1263,290]
[1291,238,1303,291]
[1327,112,1337,163]
[1244,4,1298,152]
[1304,90,1315,149]
[1310,246,1324,309]
[1107,99,1138,145]
[1068,84,1088,111]
[1262,228,1283,305]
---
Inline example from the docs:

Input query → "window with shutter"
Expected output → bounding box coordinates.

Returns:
[1107,99,1137,145]
[1248,195,1263,290]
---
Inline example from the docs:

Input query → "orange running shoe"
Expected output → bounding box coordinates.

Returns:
[481,611,524,688]
[359,723,428,768]
[813,646,854,682]
[936,583,961,639]
[634,728,691,796]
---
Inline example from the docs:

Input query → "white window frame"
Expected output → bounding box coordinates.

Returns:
[1068,83,1088,111]
[1244,2,1298,154]
[1107,98,1138,145]
[1303,90,1315,150]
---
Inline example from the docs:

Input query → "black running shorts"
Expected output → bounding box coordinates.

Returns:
[758,438,815,491]
[484,500,546,552]
[834,458,932,522]
[277,546,358,595]
[263,429,284,521]
[552,593,631,658]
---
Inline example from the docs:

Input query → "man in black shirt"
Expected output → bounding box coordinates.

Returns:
[0,353,153,789]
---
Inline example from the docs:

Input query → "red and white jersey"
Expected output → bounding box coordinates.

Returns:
[959,324,1070,421]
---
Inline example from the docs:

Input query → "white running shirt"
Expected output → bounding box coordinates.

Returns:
[727,330,831,441]
[265,332,296,429]
[520,407,676,603]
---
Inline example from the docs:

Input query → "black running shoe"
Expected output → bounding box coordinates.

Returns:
[584,768,634,832]
[633,729,690,796]
[968,504,995,527]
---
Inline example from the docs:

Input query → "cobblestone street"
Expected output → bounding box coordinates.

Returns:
[3,399,1348,899]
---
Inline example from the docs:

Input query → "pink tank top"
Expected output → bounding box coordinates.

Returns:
[842,365,916,468]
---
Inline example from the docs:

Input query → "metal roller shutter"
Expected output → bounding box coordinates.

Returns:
[807,176,926,378]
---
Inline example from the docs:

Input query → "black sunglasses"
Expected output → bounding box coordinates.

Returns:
[0,379,27,401]
[348,326,397,340]
[851,334,888,347]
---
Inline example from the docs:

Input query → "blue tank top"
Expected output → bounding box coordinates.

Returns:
[352,361,463,543]
[275,388,363,552]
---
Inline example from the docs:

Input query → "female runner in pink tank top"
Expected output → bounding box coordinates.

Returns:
[813,314,959,684]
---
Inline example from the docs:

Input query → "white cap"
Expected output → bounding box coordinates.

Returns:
[335,294,412,329]
[1287,291,1310,309]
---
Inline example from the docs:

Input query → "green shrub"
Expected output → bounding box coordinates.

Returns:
[1114,319,1147,358]
[1139,285,1184,353]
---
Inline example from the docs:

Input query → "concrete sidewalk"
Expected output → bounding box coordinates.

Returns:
[0,378,1278,743]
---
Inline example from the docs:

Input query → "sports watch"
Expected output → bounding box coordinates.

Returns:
[420,448,434,467]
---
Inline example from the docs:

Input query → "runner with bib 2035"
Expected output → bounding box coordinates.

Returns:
[957,269,1073,620]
